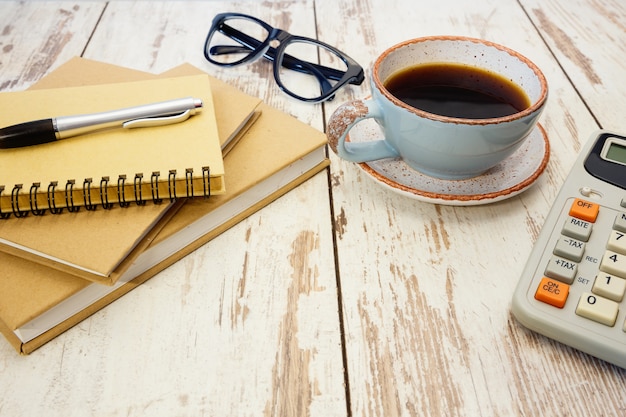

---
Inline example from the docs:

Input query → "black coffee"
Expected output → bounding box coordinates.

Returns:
[384,63,530,119]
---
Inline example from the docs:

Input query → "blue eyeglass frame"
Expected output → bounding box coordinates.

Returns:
[204,12,365,102]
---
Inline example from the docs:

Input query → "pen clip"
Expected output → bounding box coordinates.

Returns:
[122,109,194,129]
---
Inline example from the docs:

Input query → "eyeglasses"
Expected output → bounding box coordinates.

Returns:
[204,13,365,103]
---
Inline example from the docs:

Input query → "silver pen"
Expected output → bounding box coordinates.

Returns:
[0,97,203,149]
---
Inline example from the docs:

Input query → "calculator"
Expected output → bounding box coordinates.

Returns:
[512,130,626,369]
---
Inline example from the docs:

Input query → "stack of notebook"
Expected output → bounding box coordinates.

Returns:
[0,58,329,354]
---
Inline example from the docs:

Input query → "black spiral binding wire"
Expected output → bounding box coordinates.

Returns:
[29,182,46,216]
[202,166,211,198]
[185,169,194,197]
[83,178,97,211]
[168,170,177,201]
[151,171,163,204]
[65,180,80,212]
[100,176,112,209]
[117,175,130,207]
[47,181,63,214]
[134,173,146,206]
[11,184,28,217]
[2,166,212,218]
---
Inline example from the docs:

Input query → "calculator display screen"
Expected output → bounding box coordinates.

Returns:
[604,141,626,165]
[585,133,626,190]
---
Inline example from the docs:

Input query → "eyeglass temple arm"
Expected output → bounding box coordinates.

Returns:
[216,24,361,84]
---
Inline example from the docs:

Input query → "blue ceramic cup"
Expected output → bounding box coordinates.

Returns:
[328,36,548,180]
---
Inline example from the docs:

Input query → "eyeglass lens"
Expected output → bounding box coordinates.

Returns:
[207,16,349,101]
[278,40,348,100]
[207,17,270,65]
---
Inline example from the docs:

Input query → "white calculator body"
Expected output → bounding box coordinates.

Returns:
[512,130,626,369]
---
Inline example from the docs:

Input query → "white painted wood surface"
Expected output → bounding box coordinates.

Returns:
[1,1,625,416]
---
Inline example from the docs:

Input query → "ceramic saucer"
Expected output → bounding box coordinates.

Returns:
[345,120,550,206]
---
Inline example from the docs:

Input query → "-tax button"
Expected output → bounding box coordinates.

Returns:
[553,236,585,262]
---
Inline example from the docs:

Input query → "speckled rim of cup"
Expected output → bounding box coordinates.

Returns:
[373,35,548,125]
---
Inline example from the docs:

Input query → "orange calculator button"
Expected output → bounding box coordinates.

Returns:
[535,277,570,308]
[569,198,599,223]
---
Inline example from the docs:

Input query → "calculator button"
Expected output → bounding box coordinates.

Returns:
[562,216,593,241]
[600,250,626,278]
[569,198,600,223]
[592,273,626,302]
[575,292,619,326]
[545,255,578,284]
[535,277,570,308]
[553,236,585,262]
[606,229,626,255]
[613,213,626,233]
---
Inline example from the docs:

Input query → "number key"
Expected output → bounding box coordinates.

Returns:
[607,229,626,255]
[600,250,626,278]
[576,292,619,326]
[592,273,626,302]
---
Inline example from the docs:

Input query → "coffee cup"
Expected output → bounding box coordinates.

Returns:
[327,36,548,180]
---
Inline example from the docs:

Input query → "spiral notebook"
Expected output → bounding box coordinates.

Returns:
[0,75,225,217]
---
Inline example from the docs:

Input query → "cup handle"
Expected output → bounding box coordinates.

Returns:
[327,98,399,162]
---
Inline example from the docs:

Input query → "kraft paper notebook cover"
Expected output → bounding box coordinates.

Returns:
[32,58,261,157]
[0,59,329,354]
[0,59,261,285]
[0,202,182,285]
[0,74,225,216]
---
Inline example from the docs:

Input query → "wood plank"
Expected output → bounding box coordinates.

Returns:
[520,0,626,130]
[0,1,345,416]
[317,0,626,415]
[0,2,106,91]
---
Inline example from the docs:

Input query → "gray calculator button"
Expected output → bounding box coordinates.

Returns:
[614,212,626,233]
[553,236,585,262]
[562,216,593,241]
[545,255,578,284]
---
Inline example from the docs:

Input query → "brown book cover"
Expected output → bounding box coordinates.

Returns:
[0,58,329,354]
[0,202,180,285]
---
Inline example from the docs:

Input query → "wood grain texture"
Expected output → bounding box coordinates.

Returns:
[318,0,626,415]
[0,2,105,91]
[1,0,626,416]
[520,0,626,131]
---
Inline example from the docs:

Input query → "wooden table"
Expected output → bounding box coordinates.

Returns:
[1,1,625,416]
